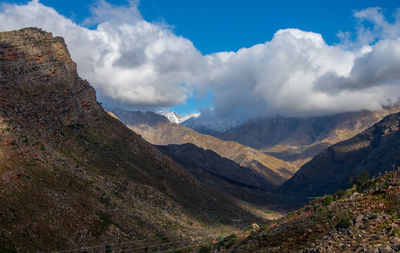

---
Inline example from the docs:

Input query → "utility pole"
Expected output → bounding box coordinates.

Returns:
[232,219,241,230]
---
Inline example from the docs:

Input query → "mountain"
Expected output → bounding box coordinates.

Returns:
[182,111,243,133]
[158,144,302,213]
[210,108,400,168]
[158,143,272,191]
[112,109,295,186]
[280,112,400,196]
[0,28,263,251]
[158,111,200,124]
[210,169,400,252]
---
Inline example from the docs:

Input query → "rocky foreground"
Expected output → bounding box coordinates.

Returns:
[207,169,400,252]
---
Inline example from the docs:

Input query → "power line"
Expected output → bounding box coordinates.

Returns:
[53,234,197,253]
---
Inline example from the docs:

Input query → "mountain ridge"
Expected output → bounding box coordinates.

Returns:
[112,109,295,186]
[280,111,400,196]
[198,107,400,168]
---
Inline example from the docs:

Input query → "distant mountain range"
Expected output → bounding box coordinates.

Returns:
[158,111,200,124]
[281,111,400,196]
[181,107,400,169]
[112,109,295,186]
[182,112,243,133]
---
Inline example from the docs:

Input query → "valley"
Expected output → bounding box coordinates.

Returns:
[1,16,400,252]
[0,28,270,251]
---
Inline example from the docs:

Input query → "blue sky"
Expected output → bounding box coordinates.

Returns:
[1,1,400,117]
[5,0,398,54]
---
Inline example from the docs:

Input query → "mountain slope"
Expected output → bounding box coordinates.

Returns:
[157,143,303,213]
[281,112,400,196]
[0,28,261,251]
[158,143,272,191]
[213,169,400,252]
[112,109,295,186]
[211,108,400,168]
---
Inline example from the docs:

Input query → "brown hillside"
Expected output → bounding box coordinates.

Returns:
[281,112,400,196]
[214,108,400,169]
[113,109,295,186]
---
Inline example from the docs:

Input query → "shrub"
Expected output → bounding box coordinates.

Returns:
[199,246,211,253]
[369,213,378,220]
[391,227,400,236]
[336,216,351,229]
[217,234,237,249]
[350,172,373,192]
[334,189,347,200]
[322,195,334,206]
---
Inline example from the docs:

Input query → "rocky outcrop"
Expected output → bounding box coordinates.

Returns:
[0,28,101,135]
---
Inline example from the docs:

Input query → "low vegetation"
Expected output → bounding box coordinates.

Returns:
[201,169,400,252]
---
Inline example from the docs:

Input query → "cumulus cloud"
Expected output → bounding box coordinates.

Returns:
[0,2,399,118]
[0,0,204,107]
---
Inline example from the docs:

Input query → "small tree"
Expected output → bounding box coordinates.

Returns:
[336,216,351,230]
[349,172,372,193]
[321,195,334,206]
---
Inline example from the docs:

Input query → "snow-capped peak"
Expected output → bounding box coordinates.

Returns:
[158,111,200,124]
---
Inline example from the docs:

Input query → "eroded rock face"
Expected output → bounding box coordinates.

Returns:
[0,28,101,135]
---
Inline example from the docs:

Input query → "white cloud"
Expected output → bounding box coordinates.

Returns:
[0,0,204,107]
[0,2,400,118]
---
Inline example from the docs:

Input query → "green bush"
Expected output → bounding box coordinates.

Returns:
[336,216,351,229]
[369,213,378,220]
[322,195,334,206]
[217,234,237,249]
[199,246,211,253]
[333,189,347,200]
[391,227,400,236]
[349,172,373,192]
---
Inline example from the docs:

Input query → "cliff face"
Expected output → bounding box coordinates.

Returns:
[0,28,260,251]
[0,28,101,134]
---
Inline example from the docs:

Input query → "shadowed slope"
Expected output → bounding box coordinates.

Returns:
[281,112,400,196]
[112,109,295,186]
[208,107,400,168]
